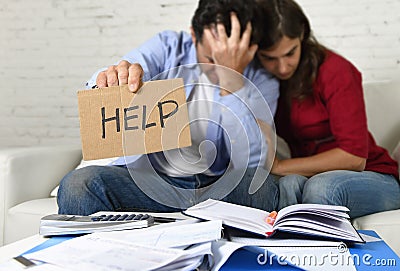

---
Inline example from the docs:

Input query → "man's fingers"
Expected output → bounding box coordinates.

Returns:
[117,61,130,86]
[229,12,241,42]
[95,61,143,92]
[96,71,108,88]
[106,66,118,87]
[128,63,144,92]
[239,22,252,48]
[216,22,228,42]
[203,28,217,48]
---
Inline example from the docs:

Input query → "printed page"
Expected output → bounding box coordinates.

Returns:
[275,219,363,242]
[276,204,349,222]
[27,237,208,271]
[24,220,221,271]
[156,242,211,271]
[92,219,221,248]
[271,203,363,242]
[210,240,247,271]
[25,236,184,271]
[0,261,70,271]
[230,236,342,247]
[276,219,355,236]
[184,199,272,235]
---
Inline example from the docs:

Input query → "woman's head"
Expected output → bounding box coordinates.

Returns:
[255,0,326,97]
[257,33,302,80]
[256,0,311,50]
[255,0,309,80]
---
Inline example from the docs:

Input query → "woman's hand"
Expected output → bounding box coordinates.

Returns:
[270,148,366,177]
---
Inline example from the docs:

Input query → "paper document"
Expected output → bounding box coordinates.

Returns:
[359,233,381,242]
[210,240,247,271]
[230,236,343,247]
[24,220,222,271]
[0,260,70,271]
[89,218,218,248]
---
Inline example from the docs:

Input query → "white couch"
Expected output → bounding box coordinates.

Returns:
[0,81,399,254]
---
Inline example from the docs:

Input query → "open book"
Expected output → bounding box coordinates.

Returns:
[183,199,365,243]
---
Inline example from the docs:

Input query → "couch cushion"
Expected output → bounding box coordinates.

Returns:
[8,198,58,215]
[363,81,400,152]
[352,209,400,256]
[392,140,400,176]
[5,198,58,244]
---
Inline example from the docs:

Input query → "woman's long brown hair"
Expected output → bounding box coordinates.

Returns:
[256,0,326,100]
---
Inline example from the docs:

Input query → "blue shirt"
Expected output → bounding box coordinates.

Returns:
[86,30,279,174]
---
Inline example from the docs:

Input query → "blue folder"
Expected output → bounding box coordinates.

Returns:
[220,230,399,271]
[22,230,398,270]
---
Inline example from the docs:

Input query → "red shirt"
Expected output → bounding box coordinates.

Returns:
[275,50,399,179]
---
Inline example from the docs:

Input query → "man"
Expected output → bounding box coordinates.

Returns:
[58,0,279,215]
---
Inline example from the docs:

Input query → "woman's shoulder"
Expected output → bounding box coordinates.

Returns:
[320,50,360,73]
[314,50,363,100]
[317,50,362,84]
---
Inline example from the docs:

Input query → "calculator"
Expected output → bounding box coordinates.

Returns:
[39,213,155,236]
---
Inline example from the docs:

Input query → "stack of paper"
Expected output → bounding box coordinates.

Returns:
[4,201,383,271]
[23,219,222,271]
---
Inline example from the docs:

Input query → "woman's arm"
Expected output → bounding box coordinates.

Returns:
[271,148,366,177]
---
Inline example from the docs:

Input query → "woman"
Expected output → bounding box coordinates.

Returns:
[255,0,400,218]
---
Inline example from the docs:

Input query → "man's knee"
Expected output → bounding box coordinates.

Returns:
[58,166,112,215]
[223,167,279,211]
[59,166,103,193]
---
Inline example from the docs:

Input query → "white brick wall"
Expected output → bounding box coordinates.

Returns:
[1,0,399,148]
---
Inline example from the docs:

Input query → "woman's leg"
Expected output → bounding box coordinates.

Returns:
[302,170,400,218]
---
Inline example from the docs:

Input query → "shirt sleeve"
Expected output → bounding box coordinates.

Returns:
[318,55,368,158]
[85,31,189,89]
[217,68,279,168]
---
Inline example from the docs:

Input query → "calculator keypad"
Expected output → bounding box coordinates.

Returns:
[91,214,150,222]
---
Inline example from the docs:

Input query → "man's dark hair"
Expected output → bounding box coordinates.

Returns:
[191,0,261,44]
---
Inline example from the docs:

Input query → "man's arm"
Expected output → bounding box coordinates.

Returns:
[86,31,187,92]
[218,75,279,169]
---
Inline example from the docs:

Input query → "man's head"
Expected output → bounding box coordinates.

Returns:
[190,0,261,83]
[191,0,260,44]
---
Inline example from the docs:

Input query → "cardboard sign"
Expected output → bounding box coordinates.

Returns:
[77,78,191,160]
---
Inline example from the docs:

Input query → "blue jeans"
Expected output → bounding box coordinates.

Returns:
[277,170,400,218]
[57,166,279,215]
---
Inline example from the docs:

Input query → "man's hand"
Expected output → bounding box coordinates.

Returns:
[203,12,258,74]
[96,61,144,93]
[203,12,258,95]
